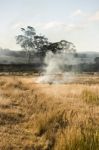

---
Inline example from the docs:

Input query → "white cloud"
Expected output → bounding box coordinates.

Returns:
[35,21,86,32]
[12,22,24,29]
[12,21,87,34]
[42,21,63,29]
[72,9,86,17]
[89,11,99,21]
[11,21,61,31]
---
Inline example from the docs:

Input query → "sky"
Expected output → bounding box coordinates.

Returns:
[0,0,99,52]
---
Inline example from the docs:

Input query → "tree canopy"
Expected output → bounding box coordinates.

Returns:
[16,26,76,63]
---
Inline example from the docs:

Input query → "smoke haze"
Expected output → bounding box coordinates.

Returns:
[37,50,77,84]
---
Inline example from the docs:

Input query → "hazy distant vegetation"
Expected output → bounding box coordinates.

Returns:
[0,47,99,72]
[0,26,99,72]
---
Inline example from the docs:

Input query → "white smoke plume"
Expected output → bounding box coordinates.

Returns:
[37,50,77,84]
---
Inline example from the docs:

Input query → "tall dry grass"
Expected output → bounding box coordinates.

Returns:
[0,74,99,149]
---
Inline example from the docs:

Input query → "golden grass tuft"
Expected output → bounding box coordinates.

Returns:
[82,89,99,105]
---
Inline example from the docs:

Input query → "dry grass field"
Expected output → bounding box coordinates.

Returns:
[0,73,99,150]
